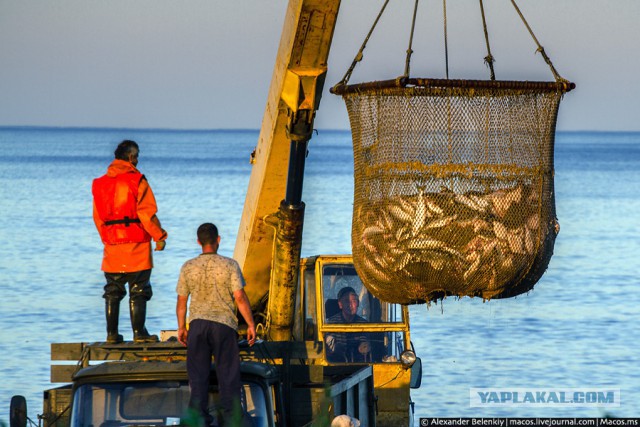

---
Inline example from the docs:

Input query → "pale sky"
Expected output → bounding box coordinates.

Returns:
[1,0,638,131]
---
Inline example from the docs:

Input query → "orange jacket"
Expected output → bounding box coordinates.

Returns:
[92,171,151,245]
[92,160,167,273]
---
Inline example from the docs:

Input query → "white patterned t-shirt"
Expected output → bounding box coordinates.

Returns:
[176,253,246,330]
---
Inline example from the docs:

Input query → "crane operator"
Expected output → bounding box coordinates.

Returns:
[325,286,372,363]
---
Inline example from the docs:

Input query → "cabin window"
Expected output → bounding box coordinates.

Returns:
[321,264,403,324]
[303,268,318,340]
[324,330,407,363]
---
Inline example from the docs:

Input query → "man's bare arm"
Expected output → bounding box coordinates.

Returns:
[176,295,189,346]
[233,289,256,346]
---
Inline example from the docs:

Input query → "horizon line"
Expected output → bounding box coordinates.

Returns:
[0,125,349,133]
[0,125,638,134]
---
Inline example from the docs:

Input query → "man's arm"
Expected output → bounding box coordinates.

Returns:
[92,201,104,234]
[324,332,347,362]
[176,295,189,346]
[233,289,256,346]
[137,178,168,250]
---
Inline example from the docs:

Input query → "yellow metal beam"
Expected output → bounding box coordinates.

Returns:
[234,0,341,309]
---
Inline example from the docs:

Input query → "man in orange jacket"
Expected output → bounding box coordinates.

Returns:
[92,140,168,343]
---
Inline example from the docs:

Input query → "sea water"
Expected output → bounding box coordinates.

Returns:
[0,128,638,422]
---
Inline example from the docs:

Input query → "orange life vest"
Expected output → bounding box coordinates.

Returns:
[92,172,152,245]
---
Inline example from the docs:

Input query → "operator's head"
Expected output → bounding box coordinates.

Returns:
[197,223,220,248]
[337,286,359,322]
[114,140,139,166]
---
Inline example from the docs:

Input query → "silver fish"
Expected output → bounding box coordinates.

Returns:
[524,227,535,254]
[397,196,417,218]
[424,195,444,215]
[526,214,540,231]
[455,193,487,213]
[493,221,509,241]
[464,252,482,280]
[411,190,428,237]
[387,204,411,224]
[362,225,384,252]
[424,215,457,230]
[507,233,525,255]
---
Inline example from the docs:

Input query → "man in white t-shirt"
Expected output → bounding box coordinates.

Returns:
[176,223,256,426]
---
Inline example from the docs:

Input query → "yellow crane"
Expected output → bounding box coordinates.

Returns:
[232,0,572,423]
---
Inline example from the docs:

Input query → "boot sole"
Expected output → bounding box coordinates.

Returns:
[134,337,159,343]
[106,335,124,344]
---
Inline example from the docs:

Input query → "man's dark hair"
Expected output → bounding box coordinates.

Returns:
[197,223,219,246]
[114,140,139,160]
[337,286,357,300]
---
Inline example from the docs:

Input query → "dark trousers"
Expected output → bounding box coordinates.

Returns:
[187,319,241,426]
[103,269,152,302]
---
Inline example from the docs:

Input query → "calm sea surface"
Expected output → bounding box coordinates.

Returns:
[0,128,638,422]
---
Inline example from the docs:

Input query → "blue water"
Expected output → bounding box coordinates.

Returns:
[0,128,638,423]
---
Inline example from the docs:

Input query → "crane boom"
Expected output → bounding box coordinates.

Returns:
[233,0,341,339]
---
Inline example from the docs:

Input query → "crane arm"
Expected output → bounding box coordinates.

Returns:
[233,0,341,339]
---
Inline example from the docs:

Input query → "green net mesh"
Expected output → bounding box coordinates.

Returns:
[340,82,566,304]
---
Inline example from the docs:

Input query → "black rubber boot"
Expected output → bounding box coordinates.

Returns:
[105,300,123,344]
[130,299,159,343]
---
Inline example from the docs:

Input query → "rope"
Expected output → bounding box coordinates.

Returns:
[442,0,449,79]
[404,0,420,78]
[509,0,567,83]
[75,345,90,372]
[41,404,71,427]
[479,0,496,80]
[335,0,390,87]
[330,0,573,94]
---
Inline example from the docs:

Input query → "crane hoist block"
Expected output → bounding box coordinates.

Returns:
[282,68,327,113]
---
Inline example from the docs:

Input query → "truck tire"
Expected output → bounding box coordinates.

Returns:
[10,395,27,427]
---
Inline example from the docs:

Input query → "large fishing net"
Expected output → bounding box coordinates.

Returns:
[334,78,573,304]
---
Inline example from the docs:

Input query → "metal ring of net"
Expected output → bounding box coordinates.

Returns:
[333,78,574,304]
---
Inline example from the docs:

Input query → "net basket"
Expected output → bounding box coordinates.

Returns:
[335,78,572,304]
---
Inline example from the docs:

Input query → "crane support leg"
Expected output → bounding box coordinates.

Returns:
[266,200,305,341]
[266,111,312,341]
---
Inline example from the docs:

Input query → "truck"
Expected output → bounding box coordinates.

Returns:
[20,339,379,427]
[10,256,420,427]
[10,1,423,426]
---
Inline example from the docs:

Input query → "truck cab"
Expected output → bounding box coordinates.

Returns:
[294,256,421,426]
[14,344,282,427]
[13,339,376,427]
[69,360,279,427]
